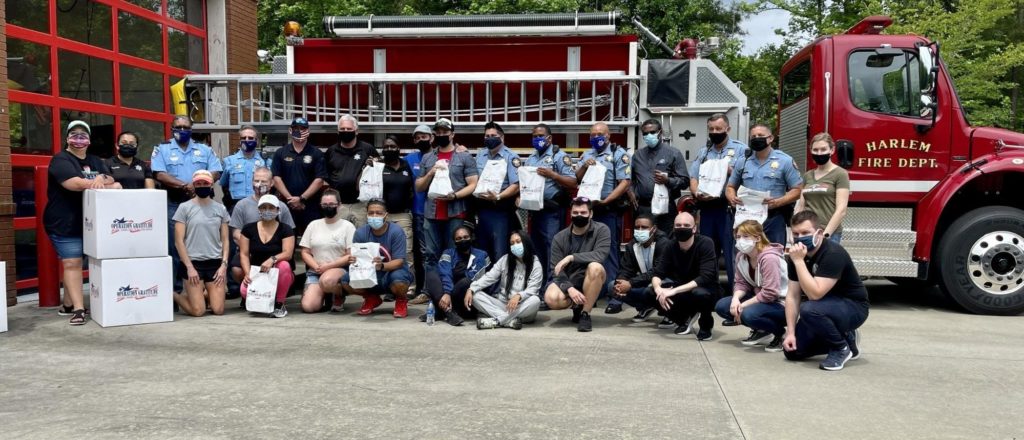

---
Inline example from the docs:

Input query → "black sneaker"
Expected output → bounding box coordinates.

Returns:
[604,303,623,314]
[696,328,713,341]
[239,298,246,310]
[446,312,464,327]
[631,308,656,323]
[571,305,583,324]
[741,330,773,346]
[675,313,699,335]
[722,318,739,326]
[846,329,861,360]
[820,346,853,371]
[577,311,593,332]
[383,293,396,302]
[657,317,675,329]
[765,334,784,352]
[418,313,428,322]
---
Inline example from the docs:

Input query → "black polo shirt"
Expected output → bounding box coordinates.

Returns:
[104,156,152,189]
[788,239,869,304]
[381,159,414,213]
[43,150,111,237]
[324,139,379,204]
[271,143,328,199]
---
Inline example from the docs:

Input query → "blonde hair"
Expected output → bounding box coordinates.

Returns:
[809,132,835,150]
[734,220,771,252]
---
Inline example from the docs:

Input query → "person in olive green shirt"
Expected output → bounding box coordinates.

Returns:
[795,133,850,243]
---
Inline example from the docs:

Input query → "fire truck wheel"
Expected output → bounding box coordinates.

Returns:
[938,206,1024,315]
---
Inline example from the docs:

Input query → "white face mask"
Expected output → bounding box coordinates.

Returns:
[735,238,756,254]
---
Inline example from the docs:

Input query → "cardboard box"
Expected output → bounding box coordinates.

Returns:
[89,257,173,327]
[1,262,7,333]
[83,189,168,259]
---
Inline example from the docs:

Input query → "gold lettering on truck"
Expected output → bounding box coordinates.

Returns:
[859,138,937,168]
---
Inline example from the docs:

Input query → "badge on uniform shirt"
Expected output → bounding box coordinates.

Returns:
[402,171,409,176]
[605,154,613,162]
[354,154,362,161]
[284,156,294,162]
[170,155,179,162]
[135,165,142,171]
[303,155,312,164]
[257,160,264,166]
[544,156,553,164]
[771,161,779,170]
[727,149,735,157]
[193,150,202,157]
[657,158,665,164]
[512,157,522,168]
[235,163,242,169]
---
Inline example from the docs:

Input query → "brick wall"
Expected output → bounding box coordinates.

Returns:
[225,0,258,146]
[0,0,17,306]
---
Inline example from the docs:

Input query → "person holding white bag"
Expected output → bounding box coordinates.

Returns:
[339,199,415,318]
[472,121,520,261]
[522,123,577,281]
[238,195,296,318]
[415,118,478,274]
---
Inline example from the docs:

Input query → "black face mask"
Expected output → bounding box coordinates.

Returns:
[383,149,400,163]
[320,206,338,218]
[338,131,357,144]
[674,227,694,242]
[415,140,432,153]
[118,145,138,158]
[195,187,214,199]
[812,153,832,165]
[709,132,728,146]
[749,137,770,152]
[455,239,472,253]
[434,135,451,148]
[571,215,590,228]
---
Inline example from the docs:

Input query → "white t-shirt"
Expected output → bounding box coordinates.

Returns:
[299,217,356,264]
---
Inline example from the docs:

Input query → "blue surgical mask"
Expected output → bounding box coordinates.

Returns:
[367,216,385,229]
[633,229,650,243]
[484,136,502,150]
[590,135,607,151]
[242,139,257,151]
[532,136,548,152]
[795,232,821,252]
[643,133,660,148]
[510,243,524,258]
[173,129,192,144]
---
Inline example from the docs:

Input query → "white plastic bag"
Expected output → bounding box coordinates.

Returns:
[245,266,278,314]
[357,162,385,202]
[697,158,730,197]
[733,186,770,228]
[473,159,507,197]
[576,162,607,201]
[427,160,455,199]
[518,166,545,211]
[348,242,381,289]
[652,183,670,215]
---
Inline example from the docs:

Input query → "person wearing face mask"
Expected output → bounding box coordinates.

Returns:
[238,195,296,318]
[575,122,631,303]
[405,124,434,303]
[324,114,380,228]
[44,120,121,325]
[472,121,521,261]
[467,231,544,330]
[726,124,804,245]
[104,131,155,190]
[420,226,490,326]
[152,115,223,294]
[688,113,748,297]
[228,167,296,293]
[271,117,327,236]
[171,170,231,317]
[714,220,788,352]
[543,198,611,332]
[220,126,267,213]
[609,214,673,323]
[415,118,479,274]
[299,190,357,313]
[380,135,417,296]
[794,133,850,243]
[784,211,868,371]
[340,200,415,318]
[647,212,720,340]
[522,123,577,283]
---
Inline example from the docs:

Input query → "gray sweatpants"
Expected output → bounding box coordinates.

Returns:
[473,293,541,326]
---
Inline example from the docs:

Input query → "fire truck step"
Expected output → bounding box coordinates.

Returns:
[849,258,919,278]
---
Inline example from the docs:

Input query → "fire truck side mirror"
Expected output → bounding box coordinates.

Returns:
[836,139,854,169]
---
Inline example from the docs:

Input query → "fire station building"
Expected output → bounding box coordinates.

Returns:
[1,0,258,305]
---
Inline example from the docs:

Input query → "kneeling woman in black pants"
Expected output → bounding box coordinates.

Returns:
[420,226,490,326]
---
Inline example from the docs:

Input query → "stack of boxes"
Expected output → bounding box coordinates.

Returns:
[83,189,173,327]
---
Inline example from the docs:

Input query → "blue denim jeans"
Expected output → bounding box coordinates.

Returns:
[423,218,464,272]
[605,281,653,311]
[714,293,786,335]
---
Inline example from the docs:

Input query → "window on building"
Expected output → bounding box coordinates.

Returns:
[168,27,205,71]
[119,11,164,62]
[58,50,114,104]
[57,0,113,50]
[121,65,165,112]
[168,0,204,28]
[7,39,52,96]
[122,117,167,159]
[6,0,49,33]
[10,103,54,156]
[848,50,929,118]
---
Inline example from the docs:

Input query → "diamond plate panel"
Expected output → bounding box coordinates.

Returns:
[841,228,916,243]
[845,241,915,260]
[851,258,919,277]
[844,207,914,230]
[696,67,739,103]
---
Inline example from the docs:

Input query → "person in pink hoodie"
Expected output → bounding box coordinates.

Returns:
[714,220,788,352]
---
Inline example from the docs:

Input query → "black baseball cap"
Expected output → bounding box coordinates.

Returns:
[290,117,309,128]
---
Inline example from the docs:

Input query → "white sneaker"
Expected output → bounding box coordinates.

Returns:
[271,304,288,318]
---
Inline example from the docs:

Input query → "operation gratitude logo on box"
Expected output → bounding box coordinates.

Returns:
[115,284,160,301]
[110,218,154,234]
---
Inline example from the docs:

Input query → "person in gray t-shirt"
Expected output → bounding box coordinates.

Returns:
[172,170,231,317]
[228,167,295,285]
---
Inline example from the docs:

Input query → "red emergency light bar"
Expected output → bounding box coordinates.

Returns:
[845,16,893,35]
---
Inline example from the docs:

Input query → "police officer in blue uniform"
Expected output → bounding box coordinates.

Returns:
[576,122,631,289]
[152,115,223,292]
[689,113,747,295]
[726,123,804,245]
[522,123,577,279]
[472,121,520,261]
[219,125,266,213]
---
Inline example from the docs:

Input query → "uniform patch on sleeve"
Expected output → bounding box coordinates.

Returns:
[562,156,572,166]
[440,254,452,263]
[622,155,630,164]
[512,157,522,168]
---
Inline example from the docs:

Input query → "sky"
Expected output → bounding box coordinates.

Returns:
[738,7,791,55]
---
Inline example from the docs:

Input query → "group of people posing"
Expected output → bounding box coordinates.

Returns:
[43,112,868,371]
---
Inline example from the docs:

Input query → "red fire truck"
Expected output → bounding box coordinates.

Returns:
[187,14,1024,315]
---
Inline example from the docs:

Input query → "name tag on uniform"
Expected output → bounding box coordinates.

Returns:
[170,155,179,162]
[193,150,202,157]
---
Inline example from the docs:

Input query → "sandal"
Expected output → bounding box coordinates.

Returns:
[69,309,87,326]
[58,305,90,316]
